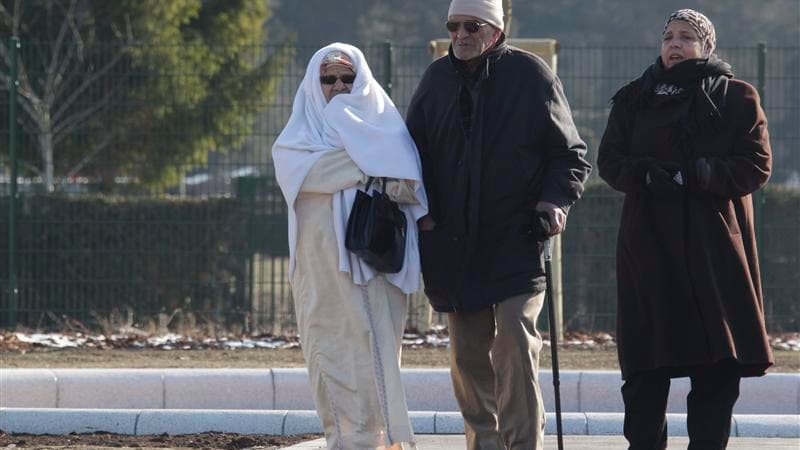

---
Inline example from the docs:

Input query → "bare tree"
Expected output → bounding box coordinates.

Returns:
[0,0,132,192]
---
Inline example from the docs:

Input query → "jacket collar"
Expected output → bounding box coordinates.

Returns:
[449,33,508,83]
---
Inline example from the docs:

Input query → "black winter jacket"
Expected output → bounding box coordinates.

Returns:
[406,38,591,313]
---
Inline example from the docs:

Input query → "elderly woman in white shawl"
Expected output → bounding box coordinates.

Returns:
[272,43,428,450]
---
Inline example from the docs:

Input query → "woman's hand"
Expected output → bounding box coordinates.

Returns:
[385,179,419,204]
[645,161,684,199]
[686,157,712,190]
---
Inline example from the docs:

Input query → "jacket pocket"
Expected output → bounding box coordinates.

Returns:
[418,228,459,301]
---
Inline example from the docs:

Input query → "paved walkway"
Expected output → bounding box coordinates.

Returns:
[282,435,800,449]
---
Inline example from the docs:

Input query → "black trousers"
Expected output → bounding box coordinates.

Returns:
[621,359,741,450]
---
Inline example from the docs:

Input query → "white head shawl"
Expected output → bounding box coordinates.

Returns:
[272,43,428,294]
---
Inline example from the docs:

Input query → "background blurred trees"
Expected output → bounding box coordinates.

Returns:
[1,0,796,190]
[0,0,289,191]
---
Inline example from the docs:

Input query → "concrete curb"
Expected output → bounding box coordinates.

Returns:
[2,369,798,414]
[280,435,800,450]
[1,408,798,438]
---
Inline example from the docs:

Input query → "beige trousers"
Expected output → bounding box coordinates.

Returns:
[447,292,546,450]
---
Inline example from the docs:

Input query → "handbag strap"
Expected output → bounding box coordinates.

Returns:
[364,177,388,194]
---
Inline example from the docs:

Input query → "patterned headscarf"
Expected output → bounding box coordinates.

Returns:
[663,9,717,56]
[320,50,354,70]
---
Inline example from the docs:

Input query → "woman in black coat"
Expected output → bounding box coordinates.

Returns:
[598,9,773,450]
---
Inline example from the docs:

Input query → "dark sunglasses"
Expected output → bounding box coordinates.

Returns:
[319,74,356,85]
[445,20,489,33]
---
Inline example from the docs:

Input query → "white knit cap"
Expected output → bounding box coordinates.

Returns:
[448,0,504,31]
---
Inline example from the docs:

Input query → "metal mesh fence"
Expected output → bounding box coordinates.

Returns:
[1,41,798,332]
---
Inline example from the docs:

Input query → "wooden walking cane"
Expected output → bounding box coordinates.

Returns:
[534,211,565,450]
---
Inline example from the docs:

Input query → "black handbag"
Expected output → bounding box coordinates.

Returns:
[345,177,407,273]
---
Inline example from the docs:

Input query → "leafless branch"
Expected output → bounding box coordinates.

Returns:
[0,76,37,130]
[11,0,21,35]
[1,50,47,132]
[14,95,43,130]
[0,0,23,36]
[0,2,14,30]
[110,13,135,43]
[65,131,116,178]
[44,0,79,104]
[50,52,84,103]
[51,44,129,123]
[0,156,43,176]
[0,37,15,71]
[0,121,44,176]
[14,55,43,111]
[19,116,39,137]
[53,86,117,139]
[51,41,77,93]
[16,157,43,175]
[46,12,85,106]
[65,2,86,61]
[0,38,36,117]
[15,82,40,106]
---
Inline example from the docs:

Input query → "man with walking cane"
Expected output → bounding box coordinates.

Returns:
[406,0,591,447]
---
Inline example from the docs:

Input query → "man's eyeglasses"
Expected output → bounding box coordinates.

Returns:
[320,74,356,85]
[446,20,489,34]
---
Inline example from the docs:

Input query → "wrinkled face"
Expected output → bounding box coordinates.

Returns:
[320,64,356,102]
[661,20,705,69]
[448,14,502,61]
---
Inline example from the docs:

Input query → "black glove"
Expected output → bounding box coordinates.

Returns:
[645,161,683,199]
[684,157,711,191]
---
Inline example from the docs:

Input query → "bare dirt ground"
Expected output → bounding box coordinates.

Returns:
[2,329,797,370]
[1,346,798,371]
[0,431,319,449]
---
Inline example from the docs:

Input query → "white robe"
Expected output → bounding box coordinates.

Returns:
[294,151,417,449]
[272,43,427,449]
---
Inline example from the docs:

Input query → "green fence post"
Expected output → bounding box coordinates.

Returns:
[754,43,767,256]
[382,41,393,99]
[7,36,20,328]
